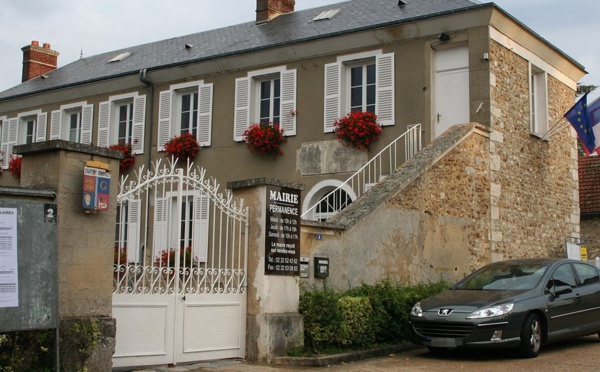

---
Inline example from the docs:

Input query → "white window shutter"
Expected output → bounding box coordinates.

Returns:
[50,110,62,140]
[36,112,47,142]
[80,104,94,144]
[132,95,146,154]
[234,77,250,141]
[126,200,141,264]
[197,83,213,147]
[376,53,395,126]
[2,118,18,169]
[153,197,170,259]
[280,69,297,136]
[324,62,342,133]
[158,90,172,151]
[193,193,210,262]
[97,102,110,147]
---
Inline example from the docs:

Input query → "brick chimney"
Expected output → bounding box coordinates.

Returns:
[256,0,295,24]
[21,40,59,82]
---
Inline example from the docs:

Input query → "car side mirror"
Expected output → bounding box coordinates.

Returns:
[553,285,572,297]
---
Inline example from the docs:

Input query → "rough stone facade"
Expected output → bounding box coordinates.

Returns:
[488,40,579,260]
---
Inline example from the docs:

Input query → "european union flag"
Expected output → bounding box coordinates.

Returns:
[564,94,596,155]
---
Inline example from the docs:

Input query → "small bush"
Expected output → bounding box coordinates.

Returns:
[298,279,449,354]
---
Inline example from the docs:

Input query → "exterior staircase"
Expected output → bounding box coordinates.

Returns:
[301,124,422,221]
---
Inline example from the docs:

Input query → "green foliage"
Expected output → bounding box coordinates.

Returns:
[0,330,55,372]
[298,279,449,354]
[60,318,101,372]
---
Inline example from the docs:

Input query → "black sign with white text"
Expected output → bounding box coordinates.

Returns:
[265,185,301,276]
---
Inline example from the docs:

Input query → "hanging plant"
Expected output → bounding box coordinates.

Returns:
[108,143,135,173]
[163,132,200,161]
[8,155,22,180]
[242,123,287,157]
[333,111,382,151]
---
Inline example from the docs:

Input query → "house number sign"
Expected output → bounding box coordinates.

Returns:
[265,185,301,276]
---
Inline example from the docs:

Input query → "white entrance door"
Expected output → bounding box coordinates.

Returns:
[433,46,470,138]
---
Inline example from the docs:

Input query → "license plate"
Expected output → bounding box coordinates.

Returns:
[430,337,463,347]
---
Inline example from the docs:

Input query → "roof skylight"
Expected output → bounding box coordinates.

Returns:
[109,52,131,63]
[313,9,341,21]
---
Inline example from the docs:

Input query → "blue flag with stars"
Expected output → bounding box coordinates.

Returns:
[564,93,596,155]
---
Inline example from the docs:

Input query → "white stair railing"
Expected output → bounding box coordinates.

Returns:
[302,124,422,221]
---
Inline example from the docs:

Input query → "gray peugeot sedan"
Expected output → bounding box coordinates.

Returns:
[409,258,600,358]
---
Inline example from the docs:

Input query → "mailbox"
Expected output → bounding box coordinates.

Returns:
[314,257,329,278]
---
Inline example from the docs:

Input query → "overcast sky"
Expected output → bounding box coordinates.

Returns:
[1,0,598,101]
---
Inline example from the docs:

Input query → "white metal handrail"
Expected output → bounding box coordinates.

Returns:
[301,124,422,221]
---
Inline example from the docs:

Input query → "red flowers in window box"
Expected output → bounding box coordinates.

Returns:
[155,247,198,268]
[163,132,200,161]
[333,111,382,151]
[108,143,135,173]
[242,123,287,157]
[8,155,22,180]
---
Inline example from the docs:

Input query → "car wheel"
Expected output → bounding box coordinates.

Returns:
[518,313,542,358]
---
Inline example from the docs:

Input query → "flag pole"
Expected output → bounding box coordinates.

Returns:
[541,117,570,141]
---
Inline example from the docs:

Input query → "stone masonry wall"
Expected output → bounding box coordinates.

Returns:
[390,131,491,275]
[488,40,579,260]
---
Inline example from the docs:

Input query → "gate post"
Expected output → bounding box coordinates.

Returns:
[229,178,304,362]
[14,140,122,371]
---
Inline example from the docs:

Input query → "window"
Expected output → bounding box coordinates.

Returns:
[153,192,209,263]
[573,263,600,286]
[350,63,376,113]
[50,102,92,144]
[302,180,357,221]
[0,110,46,168]
[98,93,146,153]
[115,200,140,263]
[234,66,296,141]
[259,78,281,125]
[67,110,82,142]
[547,264,577,290]
[324,51,394,132]
[530,64,548,137]
[157,81,212,150]
[18,110,47,145]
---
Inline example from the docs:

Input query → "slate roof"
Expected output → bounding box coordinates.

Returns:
[0,0,484,100]
[579,156,600,215]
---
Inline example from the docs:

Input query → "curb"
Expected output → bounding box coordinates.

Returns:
[271,343,422,367]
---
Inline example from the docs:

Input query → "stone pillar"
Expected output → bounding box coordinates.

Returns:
[229,178,304,362]
[14,140,122,371]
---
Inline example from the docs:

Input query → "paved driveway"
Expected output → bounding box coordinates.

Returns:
[133,335,600,372]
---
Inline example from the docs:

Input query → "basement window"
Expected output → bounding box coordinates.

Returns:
[109,52,132,63]
[313,9,341,21]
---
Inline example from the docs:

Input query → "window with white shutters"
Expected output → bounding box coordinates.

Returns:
[234,66,296,141]
[97,93,146,153]
[324,51,395,132]
[50,102,93,144]
[157,81,213,150]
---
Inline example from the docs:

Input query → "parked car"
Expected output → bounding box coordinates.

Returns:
[409,258,600,358]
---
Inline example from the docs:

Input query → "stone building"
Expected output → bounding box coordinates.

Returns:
[579,156,600,260]
[0,0,587,368]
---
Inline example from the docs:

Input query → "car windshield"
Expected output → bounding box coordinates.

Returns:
[455,262,549,291]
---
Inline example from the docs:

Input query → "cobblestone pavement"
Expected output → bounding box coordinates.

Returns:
[129,335,600,372]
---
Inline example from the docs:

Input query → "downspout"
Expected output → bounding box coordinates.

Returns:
[139,69,154,170]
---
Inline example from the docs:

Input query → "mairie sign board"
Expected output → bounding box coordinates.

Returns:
[82,166,110,211]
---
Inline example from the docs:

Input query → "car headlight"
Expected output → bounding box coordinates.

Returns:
[411,302,423,317]
[467,303,514,319]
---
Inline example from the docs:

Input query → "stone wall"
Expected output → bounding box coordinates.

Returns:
[581,217,600,259]
[488,40,579,260]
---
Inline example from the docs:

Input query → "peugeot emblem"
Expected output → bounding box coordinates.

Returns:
[438,308,453,316]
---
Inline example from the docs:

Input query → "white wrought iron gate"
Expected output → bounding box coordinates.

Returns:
[112,158,248,368]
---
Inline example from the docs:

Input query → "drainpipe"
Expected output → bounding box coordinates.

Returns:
[139,69,154,170]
